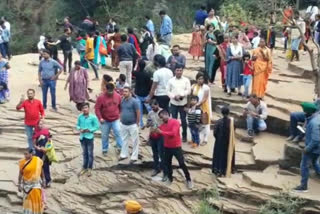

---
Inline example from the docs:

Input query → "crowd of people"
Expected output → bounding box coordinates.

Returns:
[3,2,320,214]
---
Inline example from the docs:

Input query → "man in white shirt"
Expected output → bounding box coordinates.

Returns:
[306,1,319,22]
[251,32,261,49]
[166,64,191,142]
[147,54,173,112]
[243,94,268,137]
[1,17,10,32]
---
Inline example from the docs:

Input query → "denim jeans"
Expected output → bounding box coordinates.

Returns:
[0,43,6,58]
[80,138,94,169]
[42,79,56,109]
[43,156,51,184]
[247,115,267,132]
[136,95,151,127]
[300,152,320,188]
[150,136,165,171]
[189,124,200,145]
[100,120,123,153]
[289,112,306,138]
[25,125,34,150]
[170,104,187,139]
[243,75,252,97]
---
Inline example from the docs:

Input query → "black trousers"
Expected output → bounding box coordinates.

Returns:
[63,50,73,73]
[155,95,170,113]
[3,42,10,58]
[170,104,187,139]
[164,147,191,182]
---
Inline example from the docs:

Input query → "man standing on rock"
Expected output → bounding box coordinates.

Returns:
[157,109,193,189]
[95,83,123,156]
[243,94,268,137]
[294,102,320,192]
[166,45,186,73]
[119,87,140,163]
[159,10,173,46]
[16,89,45,150]
[166,64,191,142]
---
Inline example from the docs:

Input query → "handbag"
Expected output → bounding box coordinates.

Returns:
[45,140,58,163]
[99,39,108,56]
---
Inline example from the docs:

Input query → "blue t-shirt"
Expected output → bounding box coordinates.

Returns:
[195,10,208,25]
[120,97,139,125]
[38,59,63,80]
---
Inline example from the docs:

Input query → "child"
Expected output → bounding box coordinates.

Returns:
[251,32,260,49]
[187,96,202,148]
[76,103,100,177]
[146,99,164,177]
[115,74,129,96]
[188,25,203,61]
[37,35,46,61]
[242,53,253,98]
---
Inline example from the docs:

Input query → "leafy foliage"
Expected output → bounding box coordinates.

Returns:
[196,201,221,214]
[259,192,306,214]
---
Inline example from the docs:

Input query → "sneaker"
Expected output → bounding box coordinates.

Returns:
[182,137,187,143]
[52,108,58,112]
[130,159,137,164]
[151,170,160,177]
[293,185,308,193]
[162,176,168,182]
[248,130,254,137]
[292,136,301,143]
[87,169,92,177]
[78,169,87,176]
[46,181,52,188]
[119,157,127,161]
[102,151,108,156]
[286,135,295,141]
[165,179,172,186]
[186,180,194,189]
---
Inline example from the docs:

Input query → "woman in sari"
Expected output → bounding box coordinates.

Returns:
[204,9,220,31]
[0,53,9,103]
[94,31,107,67]
[212,106,236,177]
[205,25,218,83]
[252,38,272,98]
[108,27,122,69]
[18,148,44,214]
[226,35,244,96]
[191,72,212,145]
[33,120,52,187]
[65,61,89,111]
[217,36,229,92]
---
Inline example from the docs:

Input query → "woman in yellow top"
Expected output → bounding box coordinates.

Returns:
[18,149,44,214]
[191,72,212,145]
[252,39,272,98]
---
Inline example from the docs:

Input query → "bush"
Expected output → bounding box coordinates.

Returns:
[259,192,306,214]
[196,201,221,214]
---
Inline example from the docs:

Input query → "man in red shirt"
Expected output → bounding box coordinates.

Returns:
[157,109,193,189]
[16,89,45,150]
[95,83,123,156]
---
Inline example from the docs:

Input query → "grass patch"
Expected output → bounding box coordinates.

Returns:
[195,201,221,214]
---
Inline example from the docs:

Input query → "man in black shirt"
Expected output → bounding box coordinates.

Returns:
[49,28,73,73]
[133,60,152,127]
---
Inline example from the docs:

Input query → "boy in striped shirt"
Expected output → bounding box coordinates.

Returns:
[187,96,202,148]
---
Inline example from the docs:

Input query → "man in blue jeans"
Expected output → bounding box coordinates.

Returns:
[95,83,123,156]
[294,102,320,192]
[77,103,100,177]
[243,94,268,137]
[38,49,63,111]
[287,99,320,143]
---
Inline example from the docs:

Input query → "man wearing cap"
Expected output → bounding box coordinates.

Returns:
[125,200,144,214]
[294,102,320,192]
[287,99,320,143]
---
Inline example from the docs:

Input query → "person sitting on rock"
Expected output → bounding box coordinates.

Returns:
[287,99,320,143]
[124,200,145,214]
[294,102,320,192]
[243,94,268,137]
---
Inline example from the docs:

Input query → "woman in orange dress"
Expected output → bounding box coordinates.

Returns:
[108,27,121,69]
[18,148,44,214]
[189,25,203,61]
[252,39,272,98]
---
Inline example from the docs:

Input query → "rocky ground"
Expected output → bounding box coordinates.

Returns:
[0,34,320,214]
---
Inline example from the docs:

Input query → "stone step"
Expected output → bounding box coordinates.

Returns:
[208,196,259,214]
[0,152,22,161]
[6,194,22,205]
[288,62,313,79]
